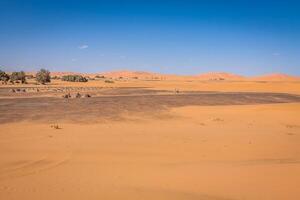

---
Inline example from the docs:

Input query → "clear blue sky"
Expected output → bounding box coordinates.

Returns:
[0,0,300,75]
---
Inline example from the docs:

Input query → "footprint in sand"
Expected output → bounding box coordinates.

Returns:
[212,118,224,122]
[286,132,296,136]
[0,186,8,191]
[247,122,253,127]
[286,124,300,129]
[198,122,206,126]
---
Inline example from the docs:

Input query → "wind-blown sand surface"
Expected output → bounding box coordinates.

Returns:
[0,79,300,200]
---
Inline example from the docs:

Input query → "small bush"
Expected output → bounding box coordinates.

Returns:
[61,75,88,82]
[10,71,26,84]
[36,69,51,84]
[51,124,61,129]
[95,75,105,79]
[104,79,114,83]
[0,70,10,83]
[62,93,71,98]
[75,93,81,98]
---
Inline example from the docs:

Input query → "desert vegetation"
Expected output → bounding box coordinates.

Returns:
[95,75,105,79]
[51,75,60,80]
[62,93,71,98]
[61,92,91,98]
[36,69,51,84]
[0,70,10,84]
[61,75,88,82]
[104,79,114,83]
[50,124,62,129]
[10,71,26,84]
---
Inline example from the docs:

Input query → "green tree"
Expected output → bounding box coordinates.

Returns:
[10,71,26,83]
[36,69,51,84]
[0,70,10,83]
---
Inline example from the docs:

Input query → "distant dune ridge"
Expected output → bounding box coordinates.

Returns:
[101,70,163,79]
[250,73,300,81]
[195,72,246,81]
[9,70,300,81]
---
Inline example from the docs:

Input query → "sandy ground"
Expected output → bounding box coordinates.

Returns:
[0,79,300,200]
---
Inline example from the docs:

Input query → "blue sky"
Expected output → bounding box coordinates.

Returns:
[0,0,300,75]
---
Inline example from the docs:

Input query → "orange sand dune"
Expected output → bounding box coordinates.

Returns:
[251,73,300,81]
[195,72,245,81]
[101,70,161,78]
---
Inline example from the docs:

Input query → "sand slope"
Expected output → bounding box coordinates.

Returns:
[0,103,300,200]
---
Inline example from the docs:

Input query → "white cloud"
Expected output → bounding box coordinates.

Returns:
[78,44,88,49]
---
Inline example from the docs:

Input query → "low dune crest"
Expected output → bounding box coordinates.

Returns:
[251,73,300,81]
[195,72,246,81]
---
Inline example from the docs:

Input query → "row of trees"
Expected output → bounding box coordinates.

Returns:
[0,69,91,84]
[0,69,51,84]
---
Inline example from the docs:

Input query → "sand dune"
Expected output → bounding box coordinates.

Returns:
[251,73,300,81]
[195,72,245,81]
[101,70,162,78]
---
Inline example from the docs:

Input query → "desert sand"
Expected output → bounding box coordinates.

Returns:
[0,76,300,200]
